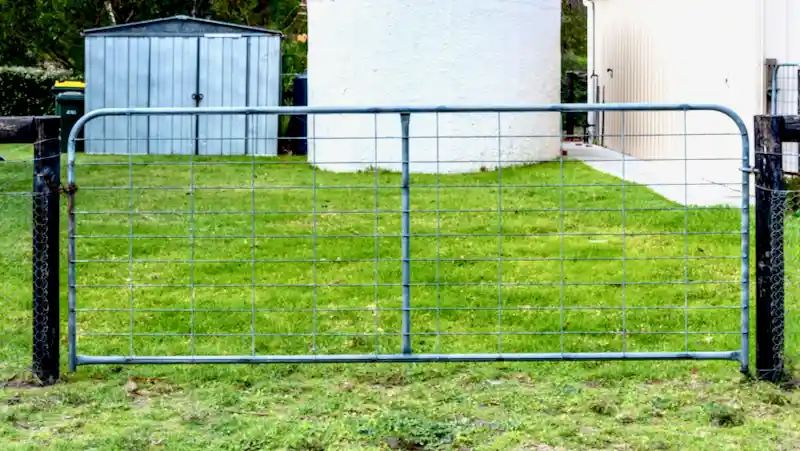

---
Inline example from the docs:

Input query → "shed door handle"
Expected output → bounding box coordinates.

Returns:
[192,93,204,101]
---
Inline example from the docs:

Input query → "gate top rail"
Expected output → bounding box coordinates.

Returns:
[66,102,751,183]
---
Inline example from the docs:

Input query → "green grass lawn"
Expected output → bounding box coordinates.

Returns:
[1,142,799,450]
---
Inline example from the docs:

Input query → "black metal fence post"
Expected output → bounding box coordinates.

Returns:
[754,115,786,382]
[32,116,61,384]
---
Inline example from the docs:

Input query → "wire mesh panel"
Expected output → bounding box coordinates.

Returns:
[784,190,800,377]
[754,115,800,382]
[0,146,38,380]
[754,186,800,381]
[764,189,800,379]
[66,104,750,370]
[771,64,800,174]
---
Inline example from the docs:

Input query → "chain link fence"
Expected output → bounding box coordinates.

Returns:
[0,145,37,382]
[1,117,61,385]
[768,188,800,380]
[755,115,800,384]
[756,187,800,382]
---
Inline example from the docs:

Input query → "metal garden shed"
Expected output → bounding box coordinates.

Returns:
[82,15,283,156]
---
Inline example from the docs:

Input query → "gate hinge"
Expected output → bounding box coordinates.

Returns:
[58,183,79,195]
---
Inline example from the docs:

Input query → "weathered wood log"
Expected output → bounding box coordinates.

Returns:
[0,116,38,143]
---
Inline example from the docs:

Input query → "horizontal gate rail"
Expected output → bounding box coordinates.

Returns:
[78,351,740,365]
[66,103,751,373]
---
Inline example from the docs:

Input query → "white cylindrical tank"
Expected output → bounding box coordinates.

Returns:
[307,0,562,173]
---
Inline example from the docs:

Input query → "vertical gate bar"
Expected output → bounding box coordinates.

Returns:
[311,111,318,353]
[244,38,251,156]
[372,114,381,354]
[67,122,78,372]
[796,69,800,116]
[32,117,61,384]
[754,115,784,382]
[194,37,202,155]
[740,113,751,375]
[771,65,776,115]
[600,87,606,147]
[434,112,442,354]
[496,112,504,353]
[400,113,412,355]
[683,110,690,352]
[146,37,152,155]
[620,111,628,354]
[558,111,566,354]
[189,121,197,356]
[127,112,135,357]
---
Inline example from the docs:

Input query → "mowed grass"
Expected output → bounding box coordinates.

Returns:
[1,142,800,450]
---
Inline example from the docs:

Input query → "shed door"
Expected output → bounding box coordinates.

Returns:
[148,37,199,155]
[197,35,249,155]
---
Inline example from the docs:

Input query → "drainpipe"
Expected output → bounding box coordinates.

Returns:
[584,0,597,143]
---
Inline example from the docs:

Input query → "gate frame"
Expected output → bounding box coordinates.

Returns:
[66,103,752,373]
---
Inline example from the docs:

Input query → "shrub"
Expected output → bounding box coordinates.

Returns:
[0,66,81,116]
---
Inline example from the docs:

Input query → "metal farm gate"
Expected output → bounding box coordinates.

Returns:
[64,104,751,373]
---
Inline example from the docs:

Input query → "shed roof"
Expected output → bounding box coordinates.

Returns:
[82,15,283,37]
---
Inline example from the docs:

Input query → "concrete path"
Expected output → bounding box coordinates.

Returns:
[561,142,753,207]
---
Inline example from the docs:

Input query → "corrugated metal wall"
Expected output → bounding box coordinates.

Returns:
[84,34,281,156]
[591,0,762,187]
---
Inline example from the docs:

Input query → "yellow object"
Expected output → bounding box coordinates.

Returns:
[54,80,85,89]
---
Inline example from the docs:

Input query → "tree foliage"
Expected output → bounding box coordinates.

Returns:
[0,66,78,115]
[0,0,307,73]
[562,0,588,74]
[1,0,583,106]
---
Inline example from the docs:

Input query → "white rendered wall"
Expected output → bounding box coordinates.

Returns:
[306,0,562,173]
[591,0,762,189]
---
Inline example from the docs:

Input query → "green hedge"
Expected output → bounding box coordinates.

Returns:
[0,66,81,116]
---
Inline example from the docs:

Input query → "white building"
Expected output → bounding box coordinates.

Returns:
[585,0,799,192]
[307,0,563,173]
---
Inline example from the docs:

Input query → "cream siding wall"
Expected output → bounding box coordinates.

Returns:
[765,0,800,62]
[764,0,800,172]
[590,0,763,188]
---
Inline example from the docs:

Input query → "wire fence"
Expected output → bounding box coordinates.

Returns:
[785,189,800,378]
[1,115,61,385]
[754,115,800,383]
[0,144,41,382]
[65,104,750,369]
[771,189,800,379]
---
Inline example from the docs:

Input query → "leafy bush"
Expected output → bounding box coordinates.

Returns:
[0,66,81,116]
